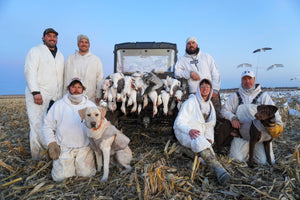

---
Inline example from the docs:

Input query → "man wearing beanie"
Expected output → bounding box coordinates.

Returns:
[24,28,64,160]
[174,36,221,116]
[64,34,103,104]
[221,70,283,165]
[43,78,96,182]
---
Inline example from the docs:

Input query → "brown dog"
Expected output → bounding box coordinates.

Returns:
[214,104,278,168]
[213,118,240,154]
[248,104,278,167]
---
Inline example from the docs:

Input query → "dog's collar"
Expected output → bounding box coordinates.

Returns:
[93,121,103,131]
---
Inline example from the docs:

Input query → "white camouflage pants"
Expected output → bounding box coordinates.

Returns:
[52,146,96,182]
[25,89,50,160]
[229,137,275,165]
[230,104,275,164]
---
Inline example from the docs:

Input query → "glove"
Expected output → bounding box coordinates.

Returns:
[48,142,61,160]
[265,124,283,138]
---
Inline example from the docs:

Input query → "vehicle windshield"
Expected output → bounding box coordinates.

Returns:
[116,49,176,73]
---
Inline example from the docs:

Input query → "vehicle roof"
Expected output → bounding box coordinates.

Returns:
[114,42,177,52]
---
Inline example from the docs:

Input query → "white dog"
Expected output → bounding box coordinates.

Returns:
[78,106,132,182]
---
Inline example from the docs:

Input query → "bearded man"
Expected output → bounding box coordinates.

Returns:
[174,36,221,116]
[24,28,64,160]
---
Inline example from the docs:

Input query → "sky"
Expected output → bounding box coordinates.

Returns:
[0,0,300,95]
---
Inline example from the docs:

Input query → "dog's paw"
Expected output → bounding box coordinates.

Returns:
[120,166,132,175]
[97,167,102,172]
[247,160,255,168]
[100,176,108,182]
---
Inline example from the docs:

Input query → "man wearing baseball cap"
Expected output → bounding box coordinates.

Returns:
[174,36,221,117]
[24,28,64,160]
[221,70,283,165]
[42,77,96,182]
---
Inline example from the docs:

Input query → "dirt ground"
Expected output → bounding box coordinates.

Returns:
[0,92,299,200]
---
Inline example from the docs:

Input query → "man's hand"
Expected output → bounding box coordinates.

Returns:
[190,71,200,81]
[48,142,61,160]
[189,129,200,140]
[265,124,283,138]
[33,94,43,105]
[231,117,241,129]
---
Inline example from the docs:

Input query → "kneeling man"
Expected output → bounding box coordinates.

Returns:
[42,78,96,182]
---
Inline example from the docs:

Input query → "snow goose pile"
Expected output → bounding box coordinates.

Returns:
[97,72,189,117]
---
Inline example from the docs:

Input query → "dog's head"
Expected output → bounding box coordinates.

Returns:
[78,106,107,129]
[255,105,278,122]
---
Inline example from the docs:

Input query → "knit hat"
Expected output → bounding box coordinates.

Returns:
[241,70,255,78]
[77,34,90,44]
[186,36,197,45]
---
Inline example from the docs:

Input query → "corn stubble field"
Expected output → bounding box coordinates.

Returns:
[0,91,299,200]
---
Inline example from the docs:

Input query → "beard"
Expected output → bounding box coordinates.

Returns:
[186,47,199,55]
[79,46,89,54]
[43,40,57,49]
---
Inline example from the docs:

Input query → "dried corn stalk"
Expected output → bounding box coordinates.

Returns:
[0,159,15,172]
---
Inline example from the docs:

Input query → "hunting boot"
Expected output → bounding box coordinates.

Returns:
[199,148,231,185]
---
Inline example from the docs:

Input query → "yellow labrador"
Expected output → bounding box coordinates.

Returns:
[79,106,132,182]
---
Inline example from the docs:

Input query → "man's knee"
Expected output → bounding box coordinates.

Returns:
[229,138,248,162]
[75,148,96,177]
[77,166,96,177]
[229,151,247,162]
[52,158,76,182]
[253,145,275,165]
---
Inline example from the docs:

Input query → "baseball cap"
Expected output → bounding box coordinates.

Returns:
[68,77,84,87]
[241,70,255,78]
[43,28,58,37]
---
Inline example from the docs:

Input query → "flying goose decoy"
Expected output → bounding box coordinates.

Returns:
[266,64,284,71]
[237,63,252,68]
[253,47,272,53]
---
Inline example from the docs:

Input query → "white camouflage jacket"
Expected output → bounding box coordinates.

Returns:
[64,50,103,102]
[42,94,96,147]
[24,44,64,100]
[173,78,216,152]
[174,50,220,94]
[221,84,282,125]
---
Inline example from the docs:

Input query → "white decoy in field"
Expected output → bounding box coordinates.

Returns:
[266,64,284,71]
[237,63,252,68]
[253,47,272,53]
